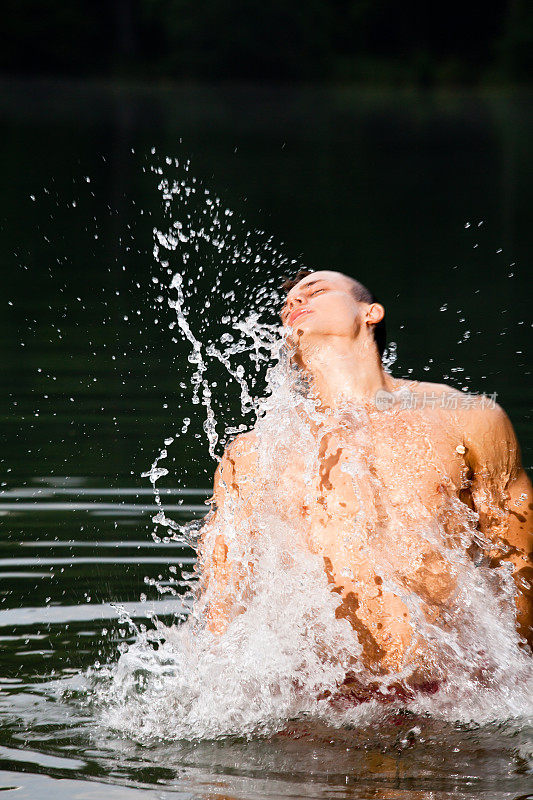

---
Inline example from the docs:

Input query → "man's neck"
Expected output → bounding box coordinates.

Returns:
[297,335,394,410]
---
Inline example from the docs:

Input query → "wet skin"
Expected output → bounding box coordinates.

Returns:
[198,271,533,680]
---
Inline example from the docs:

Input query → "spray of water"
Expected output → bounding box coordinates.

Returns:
[95,155,532,742]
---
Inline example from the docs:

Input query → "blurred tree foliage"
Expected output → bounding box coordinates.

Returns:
[1,0,532,83]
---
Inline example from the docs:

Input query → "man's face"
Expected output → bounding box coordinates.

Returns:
[280,270,362,340]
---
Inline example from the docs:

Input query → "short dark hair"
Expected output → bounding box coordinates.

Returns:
[281,270,387,359]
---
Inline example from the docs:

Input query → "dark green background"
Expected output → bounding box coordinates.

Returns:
[1,83,532,490]
[2,0,533,85]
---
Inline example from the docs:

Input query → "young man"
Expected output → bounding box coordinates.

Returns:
[197,270,532,686]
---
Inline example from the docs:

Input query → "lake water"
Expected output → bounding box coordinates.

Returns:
[1,80,532,799]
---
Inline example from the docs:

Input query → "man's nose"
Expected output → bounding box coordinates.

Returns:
[288,294,305,309]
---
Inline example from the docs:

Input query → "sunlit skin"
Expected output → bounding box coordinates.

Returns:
[198,270,533,684]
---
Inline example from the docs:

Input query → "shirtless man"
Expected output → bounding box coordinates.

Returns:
[197,270,532,689]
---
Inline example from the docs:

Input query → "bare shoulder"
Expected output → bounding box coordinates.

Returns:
[215,429,260,496]
[459,399,521,477]
[399,378,466,415]
[403,378,464,400]
[224,430,259,468]
[404,378,520,474]
[459,398,513,436]
[406,379,505,421]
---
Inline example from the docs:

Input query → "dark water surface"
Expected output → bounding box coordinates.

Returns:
[0,81,532,798]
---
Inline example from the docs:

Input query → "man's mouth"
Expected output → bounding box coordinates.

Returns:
[288,308,313,326]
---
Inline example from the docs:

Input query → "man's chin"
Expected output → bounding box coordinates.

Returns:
[286,326,313,345]
[289,317,319,337]
[284,326,313,357]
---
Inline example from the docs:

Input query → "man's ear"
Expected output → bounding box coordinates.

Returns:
[366,303,385,326]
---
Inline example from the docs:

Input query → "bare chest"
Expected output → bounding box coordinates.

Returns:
[275,411,467,523]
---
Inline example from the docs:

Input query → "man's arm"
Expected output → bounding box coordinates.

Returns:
[504,467,533,644]
[197,432,259,634]
[465,403,533,648]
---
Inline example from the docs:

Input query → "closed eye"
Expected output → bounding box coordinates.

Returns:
[310,288,326,296]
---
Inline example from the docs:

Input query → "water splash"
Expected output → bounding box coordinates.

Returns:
[95,156,533,742]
